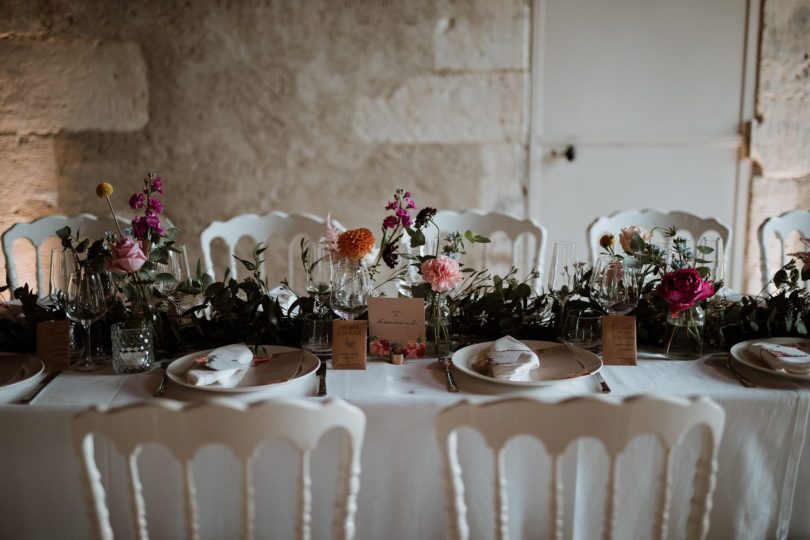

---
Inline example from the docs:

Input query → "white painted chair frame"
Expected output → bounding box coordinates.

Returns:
[431,209,548,280]
[1,213,130,295]
[587,209,731,265]
[73,399,366,540]
[199,211,344,282]
[758,210,810,288]
[436,395,725,540]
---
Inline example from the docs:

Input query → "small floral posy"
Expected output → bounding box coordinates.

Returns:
[403,338,426,358]
[369,338,391,357]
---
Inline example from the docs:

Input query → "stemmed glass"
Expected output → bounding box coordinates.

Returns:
[306,243,333,315]
[590,256,639,315]
[65,268,108,372]
[48,248,77,308]
[331,259,372,320]
[548,241,577,326]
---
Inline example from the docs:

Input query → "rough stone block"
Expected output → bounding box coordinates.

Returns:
[434,0,529,71]
[0,40,149,134]
[354,72,526,144]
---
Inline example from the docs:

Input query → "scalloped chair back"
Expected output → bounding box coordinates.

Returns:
[436,395,725,540]
[758,210,810,289]
[199,212,345,288]
[1,213,130,296]
[73,399,366,540]
[430,210,547,284]
[587,209,731,266]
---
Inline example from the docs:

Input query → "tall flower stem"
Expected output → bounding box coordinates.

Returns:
[104,195,125,237]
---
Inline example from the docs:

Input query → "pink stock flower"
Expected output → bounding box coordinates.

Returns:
[656,268,715,314]
[150,176,164,194]
[370,339,391,357]
[129,193,145,209]
[403,339,426,358]
[107,236,147,275]
[147,197,164,214]
[421,256,462,292]
[383,215,399,229]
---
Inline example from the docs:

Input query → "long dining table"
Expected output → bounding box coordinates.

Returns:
[2,352,810,539]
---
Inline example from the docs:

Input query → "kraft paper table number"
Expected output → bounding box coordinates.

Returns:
[332,320,368,370]
[36,320,71,370]
[601,315,638,365]
[367,297,425,353]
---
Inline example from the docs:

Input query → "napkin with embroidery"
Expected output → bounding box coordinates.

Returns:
[750,342,810,374]
[186,344,253,387]
[487,336,540,381]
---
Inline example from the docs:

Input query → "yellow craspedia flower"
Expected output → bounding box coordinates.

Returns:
[337,228,376,260]
[95,182,114,198]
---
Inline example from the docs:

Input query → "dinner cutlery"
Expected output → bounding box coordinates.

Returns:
[705,354,755,388]
[316,360,328,396]
[593,372,611,393]
[155,359,171,397]
[439,357,459,393]
[17,370,61,405]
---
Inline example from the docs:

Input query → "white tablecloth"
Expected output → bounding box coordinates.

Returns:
[2,355,810,539]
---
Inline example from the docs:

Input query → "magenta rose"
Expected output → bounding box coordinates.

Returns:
[420,256,462,293]
[107,236,148,275]
[656,268,715,313]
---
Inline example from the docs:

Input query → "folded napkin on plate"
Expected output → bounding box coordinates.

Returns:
[487,336,540,382]
[750,342,810,374]
[186,344,253,387]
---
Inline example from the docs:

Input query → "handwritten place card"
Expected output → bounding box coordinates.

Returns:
[36,320,71,370]
[601,315,637,365]
[368,297,425,351]
[332,320,368,370]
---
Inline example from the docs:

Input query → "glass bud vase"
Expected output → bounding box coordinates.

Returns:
[665,305,705,360]
[426,291,452,358]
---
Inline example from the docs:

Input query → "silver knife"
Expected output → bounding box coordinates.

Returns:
[594,372,611,393]
[17,370,61,404]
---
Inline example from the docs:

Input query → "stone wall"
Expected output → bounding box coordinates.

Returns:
[747,0,810,291]
[0,0,530,287]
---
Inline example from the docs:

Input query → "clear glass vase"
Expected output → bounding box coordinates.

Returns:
[426,292,452,358]
[665,305,705,360]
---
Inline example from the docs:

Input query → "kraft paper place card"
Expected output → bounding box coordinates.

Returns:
[36,320,71,370]
[332,320,368,370]
[601,315,637,365]
[367,297,425,350]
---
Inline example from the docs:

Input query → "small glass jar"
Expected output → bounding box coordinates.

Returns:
[425,291,452,357]
[111,319,156,374]
[665,305,705,360]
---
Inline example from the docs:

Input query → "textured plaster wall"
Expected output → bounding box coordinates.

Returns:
[747,0,810,291]
[0,0,529,287]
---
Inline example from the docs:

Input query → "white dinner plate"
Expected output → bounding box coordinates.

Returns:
[0,353,44,390]
[730,337,810,382]
[167,346,319,393]
[452,340,602,387]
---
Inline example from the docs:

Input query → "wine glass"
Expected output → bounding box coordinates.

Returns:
[696,237,724,282]
[548,241,577,325]
[48,248,76,308]
[65,268,108,372]
[590,256,639,315]
[331,259,372,320]
[306,243,333,315]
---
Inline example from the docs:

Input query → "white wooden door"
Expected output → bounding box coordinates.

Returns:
[529,0,758,291]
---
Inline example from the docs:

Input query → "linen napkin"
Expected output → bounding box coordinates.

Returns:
[751,342,810,374]
[186,344,253,387]
[487,336,540,381]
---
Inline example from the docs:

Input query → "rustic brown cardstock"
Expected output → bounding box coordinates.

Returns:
[601,315,637,365]
[36,320,71,370]
[367,297,425,351]
[332,320,368,370]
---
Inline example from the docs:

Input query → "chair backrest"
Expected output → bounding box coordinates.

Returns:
[199,212,345,287]
[758,210,810,288]
[587,209,731,264]
[2,213,129,295]
[436,395,725,540]
[431,210,547,281]
[73,398,366,540]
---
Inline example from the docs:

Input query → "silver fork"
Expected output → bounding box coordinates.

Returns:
[438,357,459,393]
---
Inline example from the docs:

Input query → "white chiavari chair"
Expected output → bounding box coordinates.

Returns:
[758,210,810,289]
